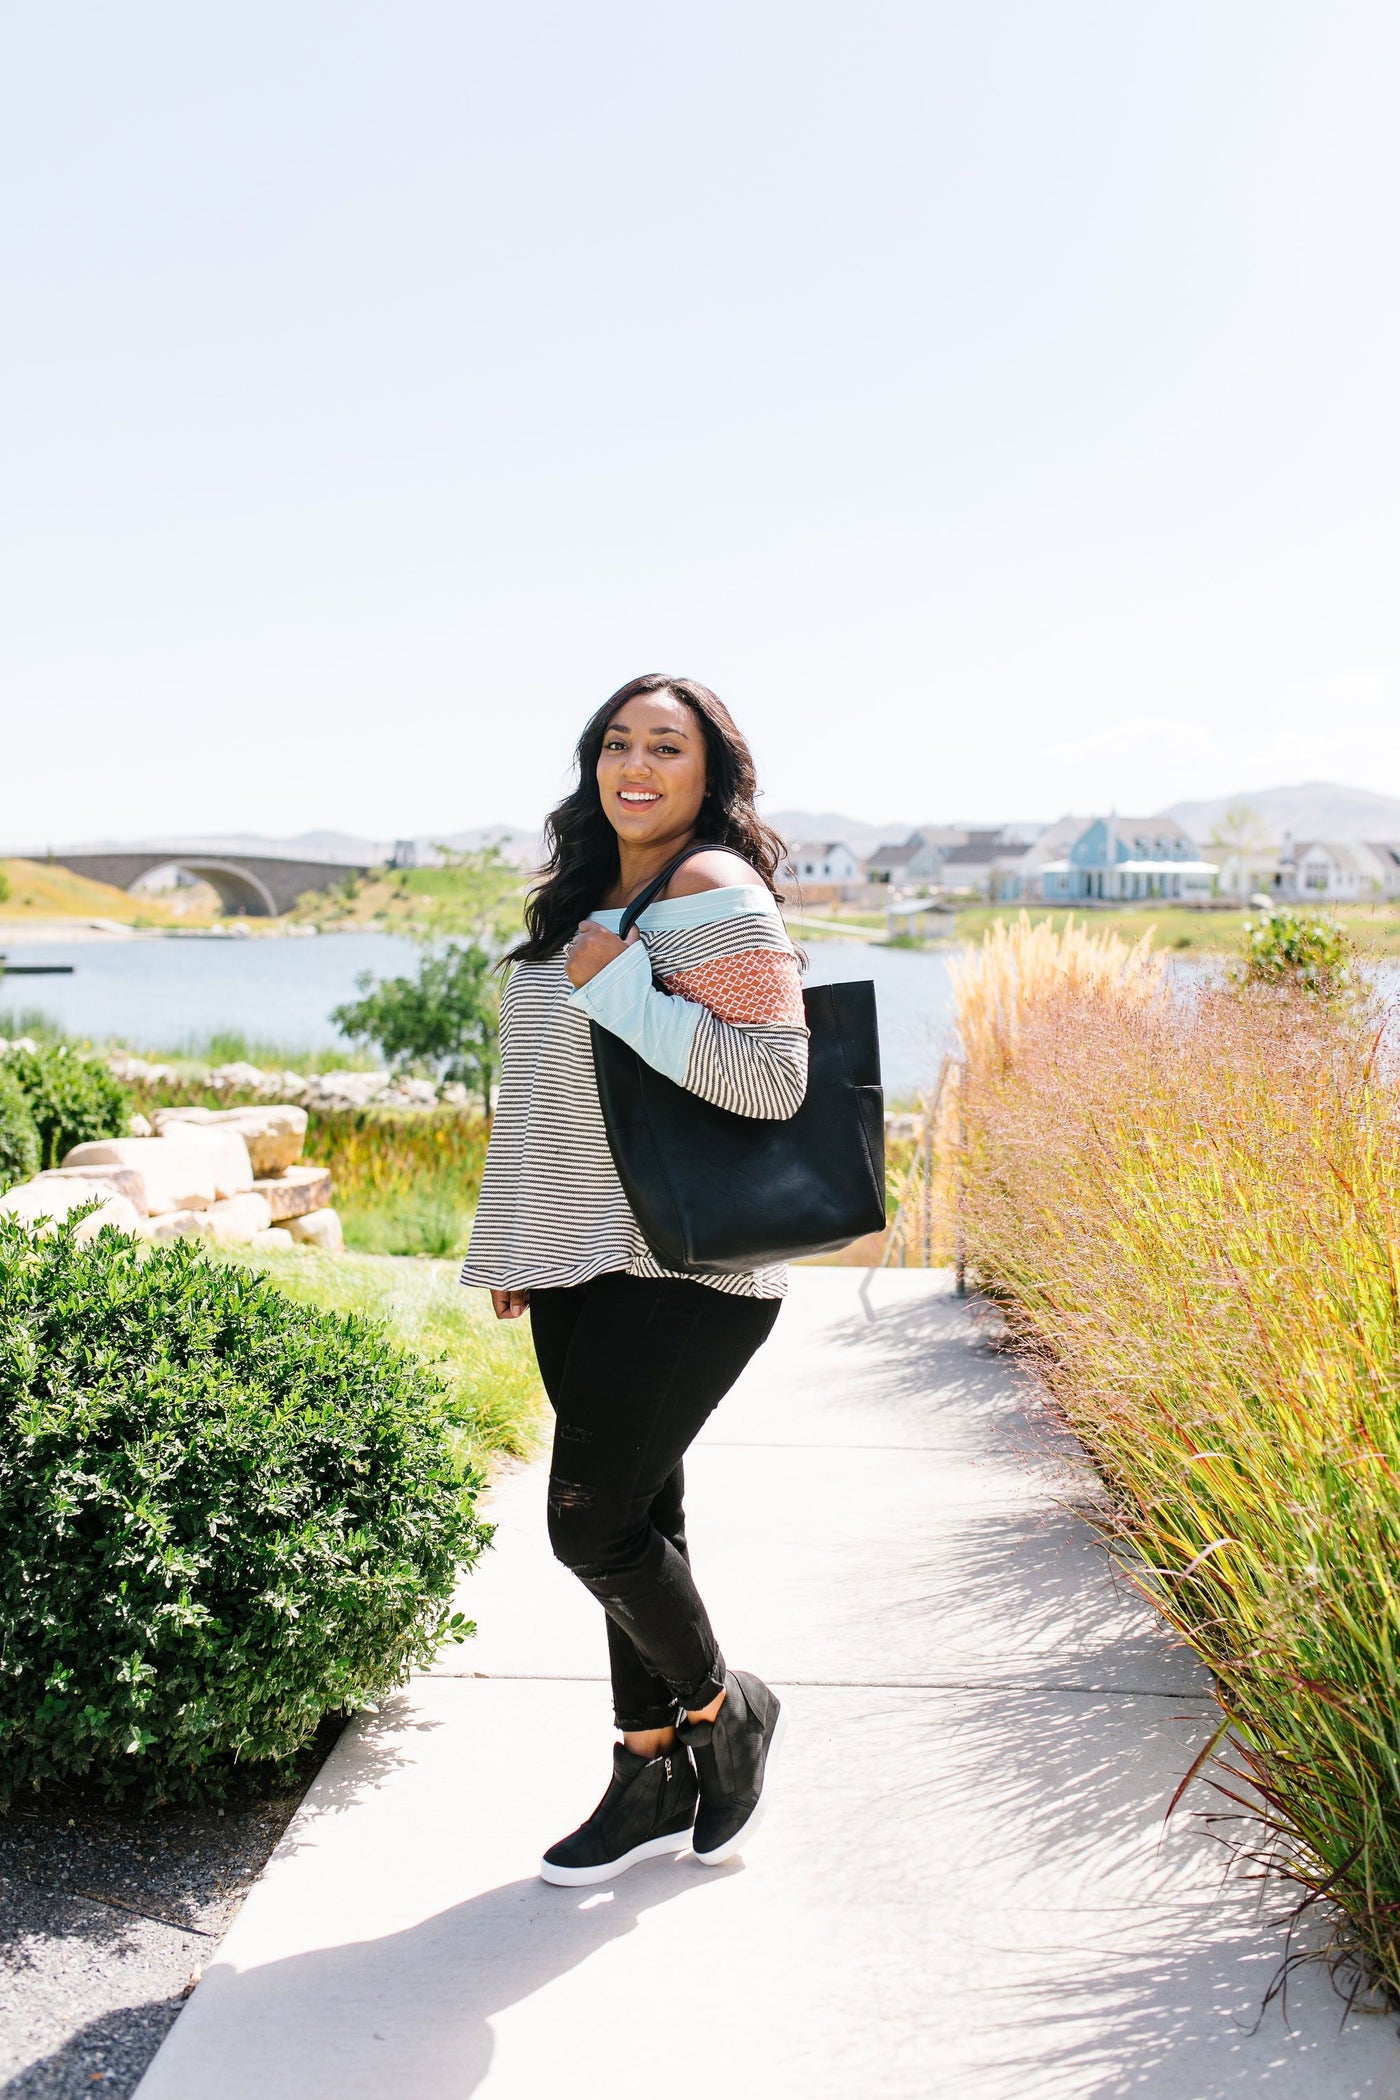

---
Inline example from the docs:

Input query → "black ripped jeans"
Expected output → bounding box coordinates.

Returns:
[528,1271,781,1731]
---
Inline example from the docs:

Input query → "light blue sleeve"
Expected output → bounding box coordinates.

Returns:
[566,937,700,1084]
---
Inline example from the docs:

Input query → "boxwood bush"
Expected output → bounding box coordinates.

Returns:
[2,1043,131,1168]
[0,1068,41,1191]
[0,1215,487,1803]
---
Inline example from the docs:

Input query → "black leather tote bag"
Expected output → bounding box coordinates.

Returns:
[589,844,886,1273]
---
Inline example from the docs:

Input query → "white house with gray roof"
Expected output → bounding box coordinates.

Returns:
[1275,839,1400,901]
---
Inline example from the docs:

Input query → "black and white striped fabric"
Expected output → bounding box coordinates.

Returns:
[460,888,808,1298]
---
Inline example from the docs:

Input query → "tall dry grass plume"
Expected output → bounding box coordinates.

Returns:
[951,914,1400,1994]
[886,915,1166,1267]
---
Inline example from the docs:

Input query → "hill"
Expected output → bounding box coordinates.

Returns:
[1168,782,1400,845]
[0,858,210,926]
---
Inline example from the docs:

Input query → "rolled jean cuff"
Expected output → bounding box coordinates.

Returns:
[614,1697,682,1732]
[672,1653,726,1717]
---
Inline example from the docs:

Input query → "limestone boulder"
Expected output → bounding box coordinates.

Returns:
[148,1210,215,1244]
[107,1054,176,1085]
[208,1061,265,1093]
[252,1163,332,1221]
[285,1207,344,1253]
[64,1130,255,1210]
[203,1192,274,1245]
[301,1071,391,1111]
[32,1164,150,1213]
[155,1105,307,1176]
[0,1179,146,1240]
[257,1070,309,1102]
[250,1226,295,1252]
[378,1078,438,1108]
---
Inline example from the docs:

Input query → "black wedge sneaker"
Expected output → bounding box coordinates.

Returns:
[678,1669,785,1866]
[540,1742,699,1887]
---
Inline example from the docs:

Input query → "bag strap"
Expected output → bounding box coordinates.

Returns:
[618,841,732,938]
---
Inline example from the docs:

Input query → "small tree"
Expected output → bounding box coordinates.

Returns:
[333,943,500,1112]
[1207,804,1273,902]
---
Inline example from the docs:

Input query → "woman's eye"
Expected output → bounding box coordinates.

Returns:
[655,743,681,755]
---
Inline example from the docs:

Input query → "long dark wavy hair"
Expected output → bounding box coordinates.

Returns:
[509,673,787,964]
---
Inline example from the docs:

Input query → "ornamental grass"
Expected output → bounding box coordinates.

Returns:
[950,914,1400,1992]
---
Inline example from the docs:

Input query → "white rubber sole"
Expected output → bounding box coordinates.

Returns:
[692,1702,788,1867]
[539,1827,693,1887]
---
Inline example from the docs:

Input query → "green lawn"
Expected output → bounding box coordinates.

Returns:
[951,902,1400,956]
[218,1246,546,1474]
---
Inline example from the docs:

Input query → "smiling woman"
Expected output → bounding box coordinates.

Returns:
[459,672,804,1887]
[507,674,788,966]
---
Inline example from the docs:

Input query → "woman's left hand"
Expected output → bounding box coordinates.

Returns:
[565,921,640,988]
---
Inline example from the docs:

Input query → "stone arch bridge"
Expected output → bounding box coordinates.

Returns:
[47,852,373,918]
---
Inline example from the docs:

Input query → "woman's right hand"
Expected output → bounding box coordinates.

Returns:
[491,1288,531,1320]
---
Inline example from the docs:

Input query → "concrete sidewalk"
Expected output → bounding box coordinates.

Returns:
[136,1269,1399,2098]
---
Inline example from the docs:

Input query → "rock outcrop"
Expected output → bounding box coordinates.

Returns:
[63,1130,254,1211]
[0,1179,146,1240]
[31,1164,151,1213]
[153,1105,308,1177]
[203,1192,274,1244]
[253,1163,332,1220]
[3,1092,344,1252]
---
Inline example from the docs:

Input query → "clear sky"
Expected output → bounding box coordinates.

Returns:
[3,1,1398,847]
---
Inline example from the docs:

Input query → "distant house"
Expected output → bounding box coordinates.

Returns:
[934,830,1011,899]
[1365,841,1400,898]
[990,817,1089,900]
[782,840,863,887]
[1004,814,1216,903]
[863,831,950,885]
[1275,838,1400,901]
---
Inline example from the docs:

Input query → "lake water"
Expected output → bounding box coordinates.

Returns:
[1,933,958,1103]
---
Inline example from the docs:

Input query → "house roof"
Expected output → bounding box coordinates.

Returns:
[940,830,1005,865]
[785,840,854,858]
[864,840,922,866]
[1290,840,1371,875]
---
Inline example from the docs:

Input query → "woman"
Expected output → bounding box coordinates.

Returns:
[460,673,808,1887]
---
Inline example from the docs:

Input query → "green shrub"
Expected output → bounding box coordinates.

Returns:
[1240,905,1354,999]
[3,1043,131,1169]
[0,1216,487,1803]
[0,1069,41,1191]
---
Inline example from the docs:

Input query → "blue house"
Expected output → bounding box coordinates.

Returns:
[1022,815,1216,903]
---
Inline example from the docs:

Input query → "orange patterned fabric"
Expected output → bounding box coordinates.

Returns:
[662,948,805,1028]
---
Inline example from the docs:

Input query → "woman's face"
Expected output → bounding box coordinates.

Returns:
[595,691,707,848]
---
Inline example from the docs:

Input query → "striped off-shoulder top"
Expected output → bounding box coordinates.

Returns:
[459,883,808,1299]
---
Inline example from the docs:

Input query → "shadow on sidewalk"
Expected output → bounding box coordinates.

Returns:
[135,1853,717,2098]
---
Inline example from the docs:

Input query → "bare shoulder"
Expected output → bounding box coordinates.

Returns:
[664,849,768,898]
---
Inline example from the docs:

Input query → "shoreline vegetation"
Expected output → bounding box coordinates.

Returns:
[7,852,1400,955]
[939,912,1400,2000]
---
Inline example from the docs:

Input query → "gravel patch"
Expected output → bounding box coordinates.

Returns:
[0,1722,342,2098]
